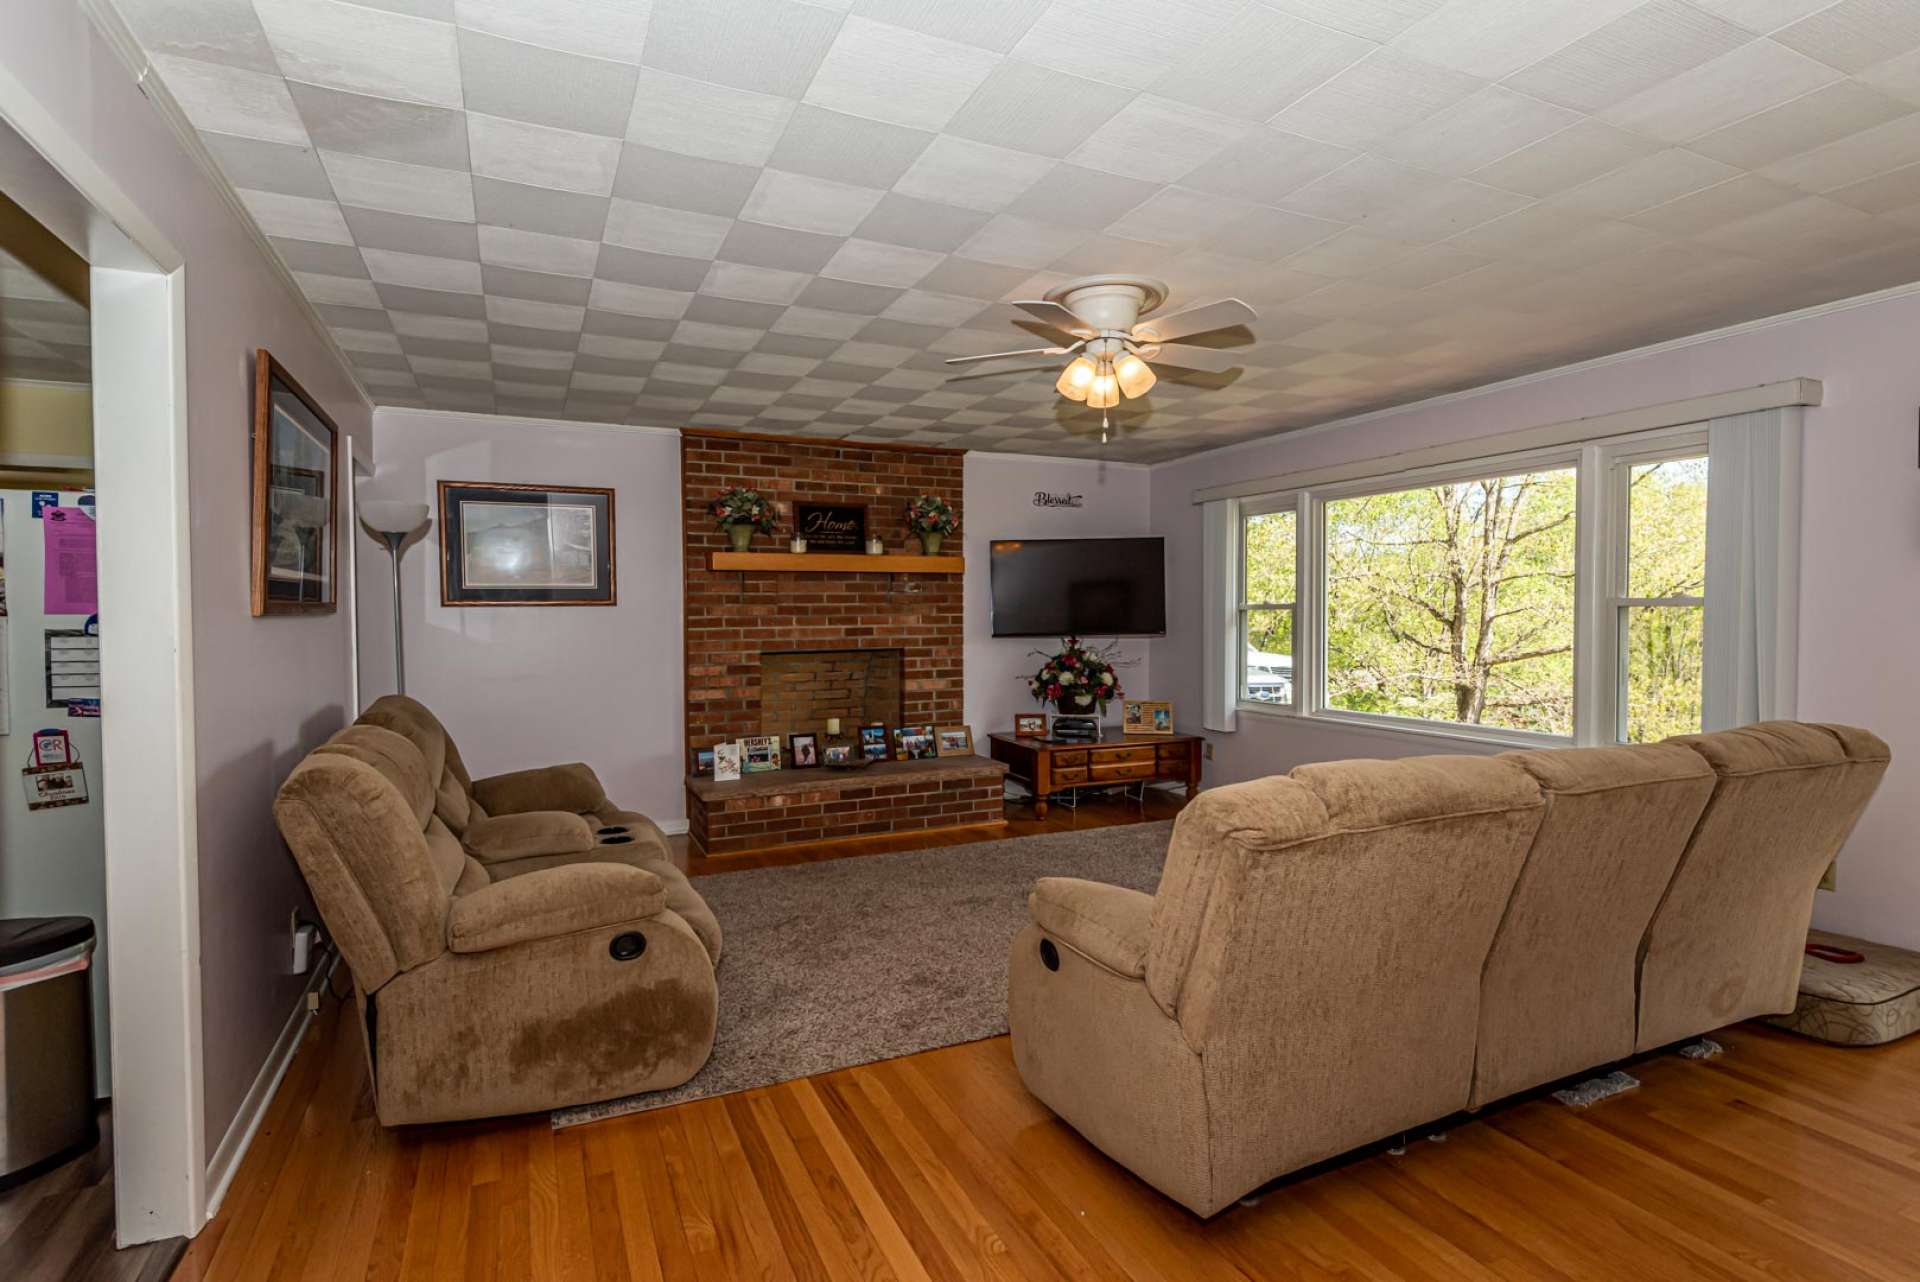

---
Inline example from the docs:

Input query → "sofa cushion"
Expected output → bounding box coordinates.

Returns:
[313,725,434,828]
[447,863,665,954]
[1030,878,1152,978]
[463,811,597,863]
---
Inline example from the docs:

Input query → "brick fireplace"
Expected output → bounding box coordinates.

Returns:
[681,429,1004,855]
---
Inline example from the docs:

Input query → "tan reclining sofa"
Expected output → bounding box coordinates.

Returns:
[274,699,720,1124]
[1009,721,1888,1216]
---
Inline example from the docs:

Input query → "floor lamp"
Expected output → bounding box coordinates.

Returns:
[359,500,430,696]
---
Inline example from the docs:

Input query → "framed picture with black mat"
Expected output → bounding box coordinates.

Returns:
[438,480,615,606]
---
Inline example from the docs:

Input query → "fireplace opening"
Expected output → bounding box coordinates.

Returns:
[759,648,905,741]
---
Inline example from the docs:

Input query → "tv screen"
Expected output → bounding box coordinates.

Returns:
[990,538,1167,637]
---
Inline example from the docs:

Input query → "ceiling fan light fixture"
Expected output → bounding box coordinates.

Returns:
[1114,352,1155,398]
[1056,355,1096,402]
[1087,366,1119,410]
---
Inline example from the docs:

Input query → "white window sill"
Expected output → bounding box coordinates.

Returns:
[1232,702,1571,753]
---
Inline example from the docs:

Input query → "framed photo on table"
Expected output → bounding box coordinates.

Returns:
[250,350,339,617]
[1014,713,1048,738]
[1122,699,1175,735]
[438,480,615,606]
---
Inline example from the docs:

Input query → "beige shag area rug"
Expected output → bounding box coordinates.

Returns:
[552,820,1171,1128]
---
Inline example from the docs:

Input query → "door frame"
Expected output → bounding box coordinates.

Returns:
[0,63,206,1244]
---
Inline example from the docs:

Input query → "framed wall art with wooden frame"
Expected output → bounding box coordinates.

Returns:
[437,480,616,606]
[250,349,340,616]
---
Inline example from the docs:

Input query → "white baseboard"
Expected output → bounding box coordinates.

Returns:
[203,950,337,1222]
[657,818,689,835]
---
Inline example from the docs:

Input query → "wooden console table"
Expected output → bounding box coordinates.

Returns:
[989,728,1203,819]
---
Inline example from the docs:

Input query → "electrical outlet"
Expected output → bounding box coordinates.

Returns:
[1203,741,1214,760]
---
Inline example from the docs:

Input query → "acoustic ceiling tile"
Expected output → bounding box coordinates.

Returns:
[1198,205,1344,259]
[641,0,843,98]
[471,177,608,240]
[1277,154,1444,223]
[849,0,1049,54]
[1628,172,1803,235]
[320,151,476,222]
[958,215,1090,269]
[1149,6,1374,122]
[467,113,623,195]
[272,238,369,277]
[391,311,489,342]
[741,169,888,235]
[122,0,280,72]
[288,82,470,172]
[853,194,992,253]
[1550,147,1745,218]
[943,60,1138,158]
[1688,0,1839,35]
[611,145,760,219]
[602,200,733,259]
[714,221,841,273]
[1504,1,1753,114]
[364,248,485,294]
[821,239,947,287]
[1011,0,1246,91]
[147,54,308,145]
[594,244,711,291]
[586,279,695,319]
[765,105,936,190]
[1106,186,1259,249]
[771,306,872,339]
[697,261,813,305]
[794,276,905,314]
[1859,46,1920,107]
[804,17,1001,132]
[1760,114,1920,191]
[1005,165,1160,229]
[1471,119,1653,198]
[1688,79,1914,169]
[1810,161,1920,214]
[237,189,354,245]
[1391,0,1646,81]
[892,135,1057,212]
[1601,38,1843,143]
[451,0,651,62]
[455,28,640,137]
[1380,85,1581,176]
[622,69,795,167]
[1069,96,1246,183]
[293,271,384,309]
[205,134,335,200]
[253,0,462,109]
[1774,0,1920,74]
[879,289,994,326]
[1270,47,1484,150]
[671,320,764,352]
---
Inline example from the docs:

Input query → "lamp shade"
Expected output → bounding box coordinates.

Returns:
[1055,355,1096,402]
[360,500,430,537]
[1114,353,1156,398]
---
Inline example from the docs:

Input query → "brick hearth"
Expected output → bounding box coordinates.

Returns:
[681,430,1001,854]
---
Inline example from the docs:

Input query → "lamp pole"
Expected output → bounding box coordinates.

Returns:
[358,500,431,698]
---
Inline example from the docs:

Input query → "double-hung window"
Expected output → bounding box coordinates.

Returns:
[1229,425,1717,747]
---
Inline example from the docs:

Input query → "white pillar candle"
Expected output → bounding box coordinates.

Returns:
[790,536,807,552]
[827,717,841,735]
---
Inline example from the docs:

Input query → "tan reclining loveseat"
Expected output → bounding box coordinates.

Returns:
[1009,721,1888,1216]
[274,701,720,1124]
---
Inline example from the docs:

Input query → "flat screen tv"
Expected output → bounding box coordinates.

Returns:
[990,537,1166,637]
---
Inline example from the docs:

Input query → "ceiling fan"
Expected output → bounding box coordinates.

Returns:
[946,275,1257,441]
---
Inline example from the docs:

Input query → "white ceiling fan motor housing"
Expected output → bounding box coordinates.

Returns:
[1043,275,1169,347]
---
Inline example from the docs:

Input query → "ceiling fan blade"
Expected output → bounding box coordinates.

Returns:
[1138,342,1243,373]
[944,344,1071,366]
[1131,298,1257,343]
[1011,299,1097,337]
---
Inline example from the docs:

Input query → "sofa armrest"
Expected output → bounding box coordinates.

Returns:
[1029,877,1153,979]
[462,811,597,863]
[471,762,608,816]
[448,864,665,954]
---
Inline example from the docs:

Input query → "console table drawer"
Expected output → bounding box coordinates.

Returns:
[1051,765,1090,784]
[1090,760,1158,783]
[1091,745,1157,767]
[1052,749,1090,767]
[1157,743,1192,766]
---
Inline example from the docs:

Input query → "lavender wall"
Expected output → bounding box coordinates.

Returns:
[0,0,375,1153]
[358,411,686,825]
[963,453,1155,740]
[1150,287,1920,949]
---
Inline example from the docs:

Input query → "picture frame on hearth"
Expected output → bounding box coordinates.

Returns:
[713,741,742,783]
[859,723,890,761]
[892,725,937,760]
[742,735,781,772]
[788,732,819,768]
[690,747,715,777]
[824,744,855,767]
[1014,712,1048,738]
[936,725,974,757]
[437,479,615,606]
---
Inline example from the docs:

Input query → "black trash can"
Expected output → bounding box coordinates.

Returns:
[0,917,98,1188]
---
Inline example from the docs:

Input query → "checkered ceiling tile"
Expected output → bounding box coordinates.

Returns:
[119,0,1920,463]
[0,250,89,384]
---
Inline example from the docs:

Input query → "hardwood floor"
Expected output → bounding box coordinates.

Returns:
[173,795,1920,1282]
[0,1108,186,1282]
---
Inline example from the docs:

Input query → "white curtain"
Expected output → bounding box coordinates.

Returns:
[1702,407,1802,730]
[1200,497,1239,732]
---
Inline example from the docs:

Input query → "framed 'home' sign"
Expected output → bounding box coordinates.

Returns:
[794,502,866,552]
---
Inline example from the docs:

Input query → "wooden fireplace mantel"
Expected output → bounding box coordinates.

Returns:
[707,551,964,574]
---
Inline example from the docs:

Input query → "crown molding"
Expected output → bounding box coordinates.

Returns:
[82,0,373,416]
[1152,277,1920,475]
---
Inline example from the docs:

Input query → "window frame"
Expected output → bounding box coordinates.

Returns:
[1230,424,1710,751]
